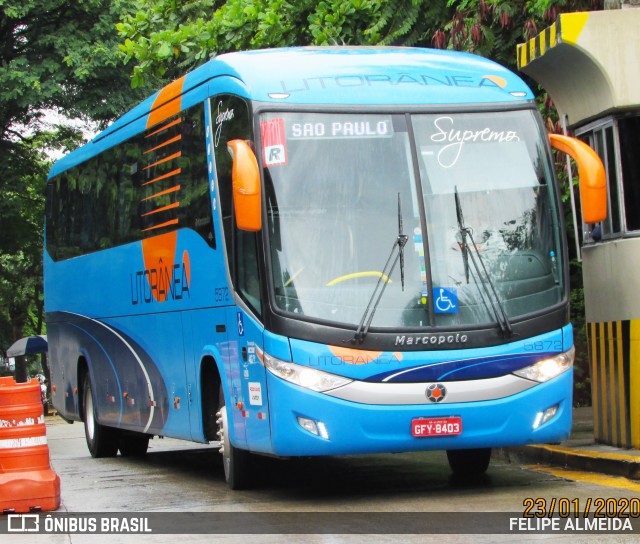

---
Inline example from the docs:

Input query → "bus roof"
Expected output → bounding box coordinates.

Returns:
[50,47,533,178]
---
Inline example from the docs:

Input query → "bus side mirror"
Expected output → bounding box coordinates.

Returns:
[227,139,262,232]
[549,134,607,224]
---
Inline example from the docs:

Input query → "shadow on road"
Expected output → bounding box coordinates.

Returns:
[126,444,497,499]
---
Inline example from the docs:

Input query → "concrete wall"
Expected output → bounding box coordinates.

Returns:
[582,239,640,323]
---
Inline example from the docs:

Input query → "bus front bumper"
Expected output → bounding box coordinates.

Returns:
[264,368,572,456]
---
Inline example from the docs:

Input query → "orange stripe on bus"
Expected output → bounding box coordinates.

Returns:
[142,184,180,202]
[146,118,182,138]
[182,249,191,287]
[144,152,182,170]
[146,76,186,129]
[328,345,383,364]
[144,135,181,154]
[141,168,182,187]
[141,202,180,217]
[140,231,177,302]
[326,345,403,364]
[141,219,180,232]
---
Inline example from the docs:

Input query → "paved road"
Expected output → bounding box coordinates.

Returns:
[4,415,640,543]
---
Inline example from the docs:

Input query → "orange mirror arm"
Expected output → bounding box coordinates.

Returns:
[227,139,262,232]
[549,134,607,224]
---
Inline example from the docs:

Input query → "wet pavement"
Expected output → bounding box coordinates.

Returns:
[497,406,640,480]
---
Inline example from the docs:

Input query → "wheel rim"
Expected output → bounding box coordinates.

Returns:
[216,405,231,480]
[85,386,95,440]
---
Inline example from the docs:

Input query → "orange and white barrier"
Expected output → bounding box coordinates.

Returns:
[0,376,60,513]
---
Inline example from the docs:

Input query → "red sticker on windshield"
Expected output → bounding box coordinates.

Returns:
[261,118,288,166]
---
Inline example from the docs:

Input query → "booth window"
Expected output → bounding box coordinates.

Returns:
[619,116,640,232]
[575,115,640,241]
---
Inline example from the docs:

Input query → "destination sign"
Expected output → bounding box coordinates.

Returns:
[260,114,395,167]
[288,118,393,140]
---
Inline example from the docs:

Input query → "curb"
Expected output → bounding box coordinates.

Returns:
[497,444,640,480]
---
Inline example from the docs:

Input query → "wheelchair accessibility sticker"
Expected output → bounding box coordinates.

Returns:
[237,312,245,336]
[433,287,458,314]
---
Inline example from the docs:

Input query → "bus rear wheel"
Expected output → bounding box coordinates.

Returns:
[82,373,120,458]
[216,386,251,490]
[446,448,492,477]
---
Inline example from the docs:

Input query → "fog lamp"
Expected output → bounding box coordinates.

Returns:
[533,404,559,429]
[297,416,330,439]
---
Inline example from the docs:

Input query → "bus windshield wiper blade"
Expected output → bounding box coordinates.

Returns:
[397,193,407,290]
[454,187,513,338]
[351,194,408,345]
[454,189,470,284]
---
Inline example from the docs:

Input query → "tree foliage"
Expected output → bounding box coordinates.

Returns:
[0,0,151,131]
[117,0,603,87]
[0,0,154,354]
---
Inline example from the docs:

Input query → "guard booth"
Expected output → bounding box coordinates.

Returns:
[518,8,640,448]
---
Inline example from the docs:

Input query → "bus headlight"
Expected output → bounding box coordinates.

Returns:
[513,346,575,383]
[258,349,353,392]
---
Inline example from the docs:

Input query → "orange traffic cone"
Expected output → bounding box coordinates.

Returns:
[0,376,60,513]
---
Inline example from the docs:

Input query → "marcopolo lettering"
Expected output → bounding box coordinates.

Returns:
[395,334,468,346]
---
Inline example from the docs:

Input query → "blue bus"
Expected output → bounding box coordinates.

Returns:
[44,47,606,489]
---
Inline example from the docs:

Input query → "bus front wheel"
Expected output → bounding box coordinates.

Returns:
[216,386,251,490]
[446,448,492,477]
[82,373,120,458]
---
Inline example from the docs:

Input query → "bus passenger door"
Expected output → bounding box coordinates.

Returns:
[224,306,269,453]
[210,92,271,453]
[225,227,270,453]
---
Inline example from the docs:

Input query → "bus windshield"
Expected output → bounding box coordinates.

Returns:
[261,109,562,330]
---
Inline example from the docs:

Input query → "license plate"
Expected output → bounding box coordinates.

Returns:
[411,416,462,437]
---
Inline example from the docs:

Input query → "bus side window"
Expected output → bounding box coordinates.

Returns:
[212,95,262,316]
[236,230,261,314]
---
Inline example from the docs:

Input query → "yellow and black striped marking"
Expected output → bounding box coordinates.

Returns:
[517,12,590,70]
[587,320,640,448]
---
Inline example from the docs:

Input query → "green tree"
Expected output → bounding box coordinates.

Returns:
[116,0,451,87]
[117,0,604,87]
[1,130,50,380]
[0,0,154,377]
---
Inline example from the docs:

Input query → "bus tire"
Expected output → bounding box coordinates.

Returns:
[216,385,251,490]
[119,433,150,457]
[446,448,491,477]
[83,373,120,458]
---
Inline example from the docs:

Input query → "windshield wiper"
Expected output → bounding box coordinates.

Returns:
[351,194,408,344]
[454,187,513,338]
[397,193,407,290]
[454,190,470,284]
